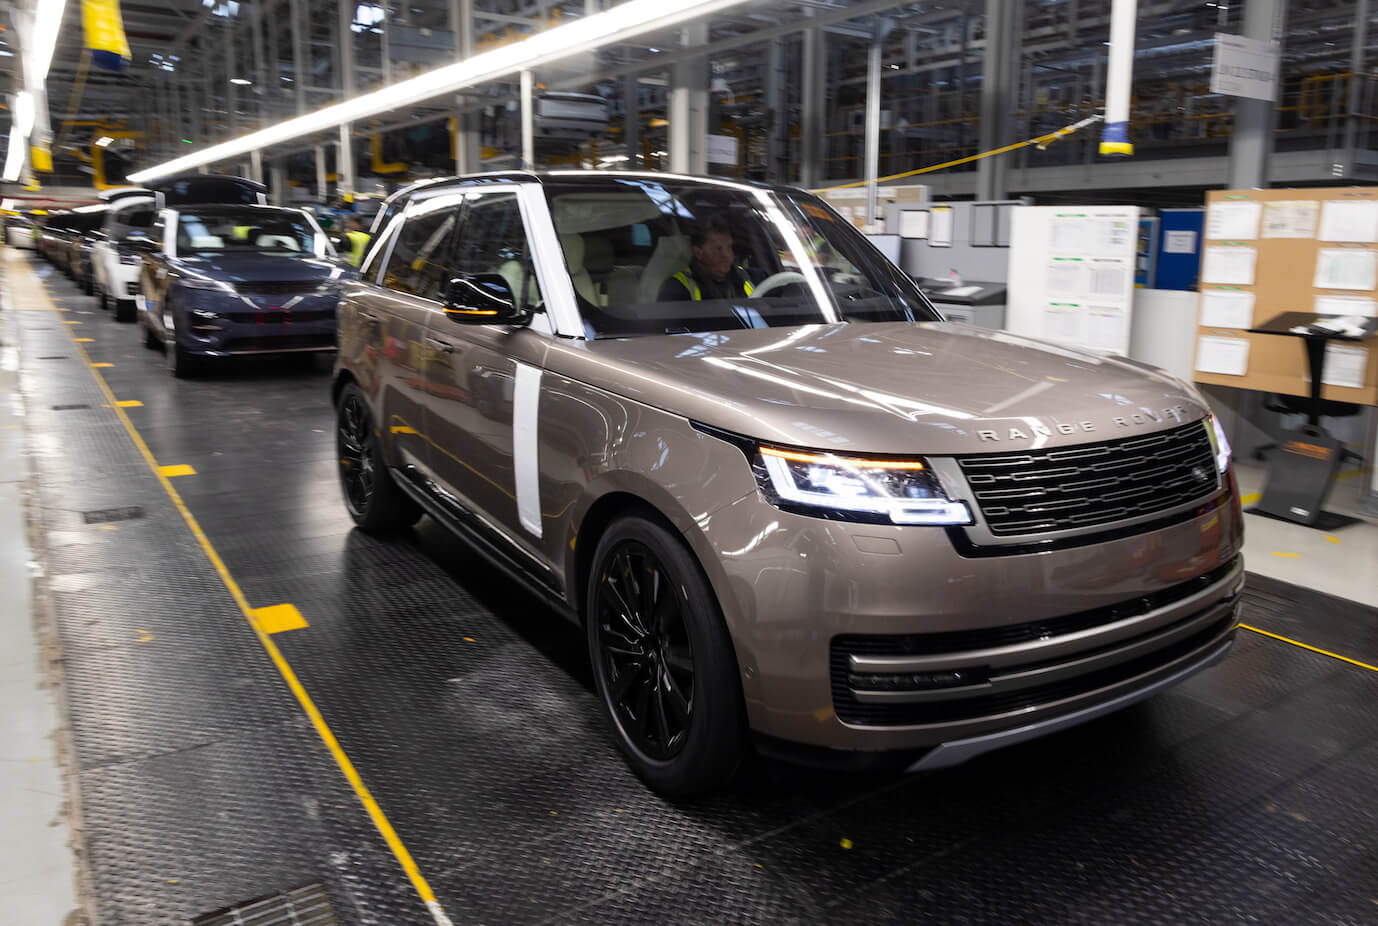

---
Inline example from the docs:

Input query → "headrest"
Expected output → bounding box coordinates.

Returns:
[581,236,615,274]
[560,233,585,272]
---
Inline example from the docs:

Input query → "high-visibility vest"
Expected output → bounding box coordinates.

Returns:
[671,269,753,300]
[345,230,370,267]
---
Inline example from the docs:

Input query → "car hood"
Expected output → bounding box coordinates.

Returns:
[176,253,343,283]
[546,322,1208,455]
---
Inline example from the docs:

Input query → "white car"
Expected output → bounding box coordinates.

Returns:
[92,194,157,321]
[5,216,35,249]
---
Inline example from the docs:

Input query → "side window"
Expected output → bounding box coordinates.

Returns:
[381,205,460,300]
[453,192,543,309]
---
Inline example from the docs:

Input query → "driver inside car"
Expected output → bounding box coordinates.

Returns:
[659,215,759,301]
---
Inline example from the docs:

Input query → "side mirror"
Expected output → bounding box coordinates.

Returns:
[123,232,159,253]
[329,234,349,253]
[441,273,531,326]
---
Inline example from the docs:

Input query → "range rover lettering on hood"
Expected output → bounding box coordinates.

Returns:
[977,405,1191,442]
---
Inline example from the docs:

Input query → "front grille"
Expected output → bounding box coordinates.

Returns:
[956,421,1219,536]
[223,308,335,324]
[837,558,1237,658]
[225,333,336,352]
[831,613,1235,727]
[240,280,326,295]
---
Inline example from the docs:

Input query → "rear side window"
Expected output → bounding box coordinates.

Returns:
[381,205,460,301]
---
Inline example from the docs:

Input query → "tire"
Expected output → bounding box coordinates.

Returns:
[165,327,199,378]
[98,285,111,312]
[335,382,422,532]
[142,319,160,350]
[586,515,747,797]
[114,299,135,323]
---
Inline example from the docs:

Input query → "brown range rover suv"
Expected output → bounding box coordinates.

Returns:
[332,172,1243,795]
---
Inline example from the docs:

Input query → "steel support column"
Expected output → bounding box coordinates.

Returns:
[337,123,354,198]
[315,144,327,203]
[764,38,784,181]
[624,73,639,169]
[450,0,480,175]
[226,16,239,136]
[270,162,287,206]
[1227,0,1288,189]
[864,21,894,228]
[520,69,535,170]
[799,23,824,187]
[1342,0,1370,176]
[291,0,307,114]
[976,0,1016,200]
[669,23,708,175]
[250,149,263,184]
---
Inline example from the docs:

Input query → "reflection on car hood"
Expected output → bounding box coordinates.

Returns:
[548,322,1208,455]
[177,253,341,283]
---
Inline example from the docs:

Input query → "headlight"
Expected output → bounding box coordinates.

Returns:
[181,277,236,293]
[754,445,972,526]
[1205,415,1231,474]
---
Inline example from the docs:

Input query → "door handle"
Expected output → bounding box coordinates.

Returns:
[424,337,454,354]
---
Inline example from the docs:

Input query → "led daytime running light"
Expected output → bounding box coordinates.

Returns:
[759,446,926,470]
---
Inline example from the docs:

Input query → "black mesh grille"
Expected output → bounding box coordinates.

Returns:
[832,615,1235,727]
[223,308,335,324]
[956,421,1219,536]
[239,280,327,295]
[224,334,336,352]
[835,558,1237,658]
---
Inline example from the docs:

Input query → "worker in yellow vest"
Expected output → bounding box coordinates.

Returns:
[342,216,371,268]
[660,215,755,301]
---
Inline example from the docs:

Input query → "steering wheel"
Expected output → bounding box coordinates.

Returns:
[749,270,807,298]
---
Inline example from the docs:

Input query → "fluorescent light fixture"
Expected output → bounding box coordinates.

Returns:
[229,77,252,86]
[3,91,35,182]
[128,0,751,183]
[95,135,115,147]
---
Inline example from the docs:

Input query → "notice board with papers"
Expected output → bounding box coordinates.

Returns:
[1193,186,1378,405]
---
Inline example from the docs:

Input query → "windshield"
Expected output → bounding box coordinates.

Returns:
[543,178,939,338]
[175,209,318,256]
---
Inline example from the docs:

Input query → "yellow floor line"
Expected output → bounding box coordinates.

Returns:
[157,463,196,478]
[1240,492,1261,505]
[115,400,142,408]
[1239,624,1378,673]
[18,258,452,926]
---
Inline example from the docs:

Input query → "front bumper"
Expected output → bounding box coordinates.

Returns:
[700,483,1244,758]
[175,290,338,356]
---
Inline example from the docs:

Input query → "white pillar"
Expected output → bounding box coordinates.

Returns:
[337,124,354,198]
[1099,0,1137,155]
[520,69,535,170]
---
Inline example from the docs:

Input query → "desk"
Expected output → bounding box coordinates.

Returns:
[1246,312,1378,527]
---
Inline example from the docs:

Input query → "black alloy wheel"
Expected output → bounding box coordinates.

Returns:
[595,540,696,761]
[586,515,747,796]
[335,382,422,532]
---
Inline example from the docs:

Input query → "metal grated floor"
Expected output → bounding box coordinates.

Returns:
[14,253,1378,925]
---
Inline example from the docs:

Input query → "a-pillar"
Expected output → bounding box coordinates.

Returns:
[1227,0,1288,189]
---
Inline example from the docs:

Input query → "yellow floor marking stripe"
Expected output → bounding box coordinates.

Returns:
[62,320,81,325]
[91,362,113,368]
[75,338,94,342]
[252,603,310,634]
[1240,624,1378,673]
[1325,535,1341,544]
[1241,492,1261,505]
[1271,551,1300,558]
[157,463,196,477]
[23,259,452,925]
[116,400,142,408]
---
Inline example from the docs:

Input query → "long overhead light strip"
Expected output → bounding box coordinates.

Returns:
[129,0,750,183]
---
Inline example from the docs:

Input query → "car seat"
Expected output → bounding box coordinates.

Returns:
[256,234,299,250]
[560,233,602,306]
[636,235,690,303]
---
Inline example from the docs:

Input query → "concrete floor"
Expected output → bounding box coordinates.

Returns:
[1236,462,1378,609]
[0,268,81,925]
